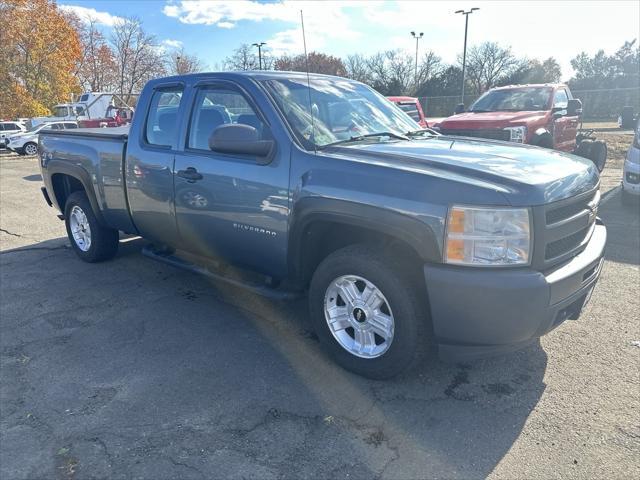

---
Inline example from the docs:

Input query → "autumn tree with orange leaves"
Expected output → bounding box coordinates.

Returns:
[0,0,81,118]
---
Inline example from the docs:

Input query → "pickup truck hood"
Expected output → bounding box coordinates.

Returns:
[439,111,547,128]
[328,137,599,205]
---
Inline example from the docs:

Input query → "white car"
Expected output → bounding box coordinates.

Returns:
[6,121,78,156]
[0,121,26,148]
[622,120,640,205]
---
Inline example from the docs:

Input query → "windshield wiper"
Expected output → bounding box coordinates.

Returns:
[405,128,440,137]
[322,131,409,148]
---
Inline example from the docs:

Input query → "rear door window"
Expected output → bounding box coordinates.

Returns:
[145,87,184,148]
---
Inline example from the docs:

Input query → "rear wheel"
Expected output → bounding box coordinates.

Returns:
[64,191,119,262]
[23,142,38,156]
[309,244,429,379]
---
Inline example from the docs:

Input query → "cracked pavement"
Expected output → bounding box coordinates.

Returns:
[1,155,639,479]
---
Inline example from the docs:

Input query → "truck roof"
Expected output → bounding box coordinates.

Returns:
[146,70,358,85]
[491,83,567,90]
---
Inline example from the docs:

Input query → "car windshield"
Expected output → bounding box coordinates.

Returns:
[262,77,419,148]
[26,124,46,133]
[470,87,553,112]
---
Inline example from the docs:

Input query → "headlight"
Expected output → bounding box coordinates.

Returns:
[504,126,527,143]
[445,206,531,266]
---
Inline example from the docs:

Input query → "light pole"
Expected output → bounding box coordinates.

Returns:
[455,8,479,103]
[410,31,423,87]
[252,42,266,70]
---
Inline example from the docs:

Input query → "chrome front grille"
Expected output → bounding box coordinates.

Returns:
[440,128,510,142]
[533,189,600,269]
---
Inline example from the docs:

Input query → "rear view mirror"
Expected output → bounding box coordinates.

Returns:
[209,124,275,163]
[567,99,583,117]
[454,103,465,114]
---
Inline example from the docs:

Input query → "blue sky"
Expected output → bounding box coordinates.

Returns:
[60,1,640,80]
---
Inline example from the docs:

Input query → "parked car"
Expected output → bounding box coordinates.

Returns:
[388,96,428,128]
[435,84,607,171]
[38,72,606,379]
[622,119,640,205]
[7,121,78,155]
[0,121,26,148]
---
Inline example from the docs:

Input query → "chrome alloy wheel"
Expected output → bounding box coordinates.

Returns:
[69,205,92,251]
[24,143,38,155]
[324,275,395,358]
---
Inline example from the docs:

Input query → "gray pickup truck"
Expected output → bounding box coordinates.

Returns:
[39,72,606,378]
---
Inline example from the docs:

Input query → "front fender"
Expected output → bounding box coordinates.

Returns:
[288,196,442,280]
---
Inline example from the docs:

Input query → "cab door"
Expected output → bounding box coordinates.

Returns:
[551,88,578,151]
[172,81,291,278]
[125,84,185,247]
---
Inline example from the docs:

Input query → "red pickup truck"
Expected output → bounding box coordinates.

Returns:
[435,84,607,170]
[387,96,428,128]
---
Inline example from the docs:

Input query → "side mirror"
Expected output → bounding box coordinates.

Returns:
[454,103,465,115]
[209,124,275,163]
[567,99,582,117]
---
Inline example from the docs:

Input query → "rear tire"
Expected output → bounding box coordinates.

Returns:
[64,191,119,262]
[309,244,429,379]
[23,142,38,156]
[589,140,607,172]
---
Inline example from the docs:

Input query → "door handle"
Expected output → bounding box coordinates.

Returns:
[177,167,203,182]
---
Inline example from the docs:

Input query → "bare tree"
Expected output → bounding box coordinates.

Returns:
[416,51,443,89]
[462,42,521,94]
[73,17,117,91]
[344,54,371,83]
[111,17,165,100]
[167,48,206,75]
[223,44,259,71]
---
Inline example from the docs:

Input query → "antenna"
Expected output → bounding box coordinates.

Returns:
[300,9,316,153]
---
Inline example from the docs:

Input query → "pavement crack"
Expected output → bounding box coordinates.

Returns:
[0,227,23,237]
[166,455,206,478]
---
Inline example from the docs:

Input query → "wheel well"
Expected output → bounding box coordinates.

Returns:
[51,173,85,211]
[296,221,425,288]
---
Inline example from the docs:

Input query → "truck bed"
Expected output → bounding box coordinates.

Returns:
[39,125,129,140]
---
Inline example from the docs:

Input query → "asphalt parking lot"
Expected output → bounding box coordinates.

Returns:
[1,153,639,479]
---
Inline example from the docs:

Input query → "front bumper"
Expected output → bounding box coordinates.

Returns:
[424,222,607,361]
[622,150,640,195]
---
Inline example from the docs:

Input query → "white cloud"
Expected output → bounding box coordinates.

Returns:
[59,4,124,27]
[162,39,184,48]
[163,0,361,55]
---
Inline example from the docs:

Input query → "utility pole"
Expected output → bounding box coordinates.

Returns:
[455,8,479,103]
[410,31,423,87]
[252,42,266,70]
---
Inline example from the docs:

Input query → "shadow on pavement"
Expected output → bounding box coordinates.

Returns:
[600,190,640,265]
[1,236,547,479]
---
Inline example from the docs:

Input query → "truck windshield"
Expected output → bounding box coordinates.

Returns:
[262,78,418,148]
[52,106,70,117]
[469,87,553,112]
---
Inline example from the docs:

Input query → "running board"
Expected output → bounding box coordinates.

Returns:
[141,245,302,301]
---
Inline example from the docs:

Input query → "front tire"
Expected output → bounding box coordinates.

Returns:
[309,244,428,379]
[589,140,607,172]
[64,191,119,262]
